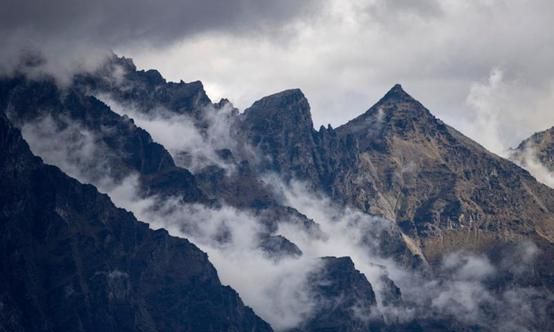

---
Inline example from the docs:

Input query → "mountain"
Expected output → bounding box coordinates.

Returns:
[238,89,419,267]
[0,111,272,331]
[239,88,358,193]
[335,85,554,261]
[240,83,554,266]
[75,56,215,120]
[2,55,553,331]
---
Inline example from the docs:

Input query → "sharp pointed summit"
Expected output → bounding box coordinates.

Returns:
[378,83,419,105]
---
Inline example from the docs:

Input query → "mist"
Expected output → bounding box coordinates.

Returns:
[511,145,554,189]
[10,82,551,331]
[97,95,242,172]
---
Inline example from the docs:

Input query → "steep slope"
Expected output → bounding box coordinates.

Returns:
[336,85,554,260]
[0,111,272,331]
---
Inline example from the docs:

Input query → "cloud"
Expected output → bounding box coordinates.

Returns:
[129,0,554,156]
[0,0,321,82]
[511,144,554,188]
[101,175,322,331]
[18,113,119,188]
[97,95,244,172]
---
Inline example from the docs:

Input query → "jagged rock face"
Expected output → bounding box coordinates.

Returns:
[237,90,422,268]
[512,126,554,172]
[292,257,384,332]
[240,89,358,193]
[240,89,319,183]
[75,56,213,119]
[72,58,324,255]
[74,57,309,212]
[0,113,272,332]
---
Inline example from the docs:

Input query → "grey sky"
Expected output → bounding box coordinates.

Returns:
[126,0,554,156]
[2,0,554,155]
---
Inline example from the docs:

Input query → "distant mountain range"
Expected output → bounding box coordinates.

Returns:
[1,55,552,331]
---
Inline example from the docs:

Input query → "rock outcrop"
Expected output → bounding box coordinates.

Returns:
[510,126,554,187]
[291,257,384,332]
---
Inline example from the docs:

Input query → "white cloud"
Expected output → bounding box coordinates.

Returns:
[98,95,242,172]
[511,144,554,188]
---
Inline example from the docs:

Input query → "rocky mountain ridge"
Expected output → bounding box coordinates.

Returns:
[1,55,553,331]
[240,82,554,267]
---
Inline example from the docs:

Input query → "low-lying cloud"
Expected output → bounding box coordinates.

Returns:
[98,95,243,172]
[511,144,554,188]
[13,101,552,331]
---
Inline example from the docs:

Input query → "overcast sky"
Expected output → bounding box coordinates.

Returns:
[3,0,554,156]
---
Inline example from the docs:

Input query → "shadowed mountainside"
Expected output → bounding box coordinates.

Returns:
[0,111,272,332]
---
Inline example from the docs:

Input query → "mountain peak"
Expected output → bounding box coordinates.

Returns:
[250,88,307,110]
[379,83,417,104]
[243,88,312,128]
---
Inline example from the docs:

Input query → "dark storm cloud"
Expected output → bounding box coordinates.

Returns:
[0,0,319,46]
[0,0,321,80]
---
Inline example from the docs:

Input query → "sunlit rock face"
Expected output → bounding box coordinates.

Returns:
[240,82,554,264]
[334,84,554,261]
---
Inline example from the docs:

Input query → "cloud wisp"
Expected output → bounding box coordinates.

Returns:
[98,95,242,172]
[510,144,554,188]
